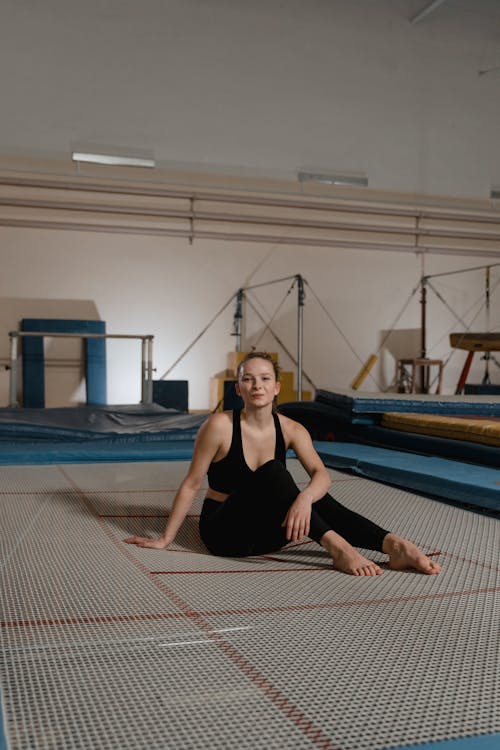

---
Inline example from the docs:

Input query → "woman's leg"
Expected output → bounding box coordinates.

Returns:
[199,460,387,558]
[199,460,295,556]
[199,461,440,574]
[309,493,389,551]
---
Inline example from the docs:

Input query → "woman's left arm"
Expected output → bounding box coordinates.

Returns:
[281,418,332,542]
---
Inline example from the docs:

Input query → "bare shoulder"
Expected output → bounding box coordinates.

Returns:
[197,411,232,441]
[188,411,232,472]
[277,412,327,476]
[277,413,312,449]
[201,411,233,432]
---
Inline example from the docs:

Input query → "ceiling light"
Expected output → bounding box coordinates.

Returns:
[297,170,368,187]
[72,151,156,168]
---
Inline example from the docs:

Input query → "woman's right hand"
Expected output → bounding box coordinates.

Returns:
[124,535,172,549]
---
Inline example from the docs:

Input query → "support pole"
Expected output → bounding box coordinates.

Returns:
[297,274,305,400]
[232,289,244,352]
[483,267,491,385]
[420,276,428,392]
[141,338,148,404]
[140,337,154,404]
[9,332,18,407]
[146,336,154,403]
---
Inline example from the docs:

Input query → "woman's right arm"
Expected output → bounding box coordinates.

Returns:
[124,415,226,549]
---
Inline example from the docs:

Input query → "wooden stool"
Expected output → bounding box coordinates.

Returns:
[396,358,443,394]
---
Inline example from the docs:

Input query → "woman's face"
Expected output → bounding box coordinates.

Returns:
[236,358,280,407]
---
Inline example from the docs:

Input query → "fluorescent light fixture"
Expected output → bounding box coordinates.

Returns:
[297,170,368,187]
[72,151,156,168]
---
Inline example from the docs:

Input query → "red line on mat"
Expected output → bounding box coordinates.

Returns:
[1,612,186,628]
[99,514,169,518]
[192,585,500,618]
[98,513,200,518]
[150,567,322,575]
[4,585,500,632]
[0,488,190,495]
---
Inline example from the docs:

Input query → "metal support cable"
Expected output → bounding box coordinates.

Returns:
[375,280,421,355]
[304,281,363,364]
[241,275,300,293]
[245,296,317,390]
[159,274,305,381]
[249,279,297,351]
[427,276,500,344]
[159,292,236,379]
[423,262,500,282]
[426,276,500,383]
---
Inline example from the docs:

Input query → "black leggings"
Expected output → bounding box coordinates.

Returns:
[199,459,389,557]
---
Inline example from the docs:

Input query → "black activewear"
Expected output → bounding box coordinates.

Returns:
[199,410,389,558]
[207,409,286,494]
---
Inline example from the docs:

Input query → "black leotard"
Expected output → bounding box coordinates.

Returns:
[207,409,286,494]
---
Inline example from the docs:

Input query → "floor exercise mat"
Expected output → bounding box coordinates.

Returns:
[315,442,500,513]
[1,460,498,750]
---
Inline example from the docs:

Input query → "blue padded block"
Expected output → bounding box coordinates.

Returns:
[21,319,106,406]
[21,331,45,407]
[85,337,107,405]
[314,442,500,512]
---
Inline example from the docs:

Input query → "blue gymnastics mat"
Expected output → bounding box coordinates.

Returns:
[0,404,203,465]
[279,400,500,469]
[395,734,500,750]
[0,404,205,441]
[315,442,500,513]
[315,389,500,421]
[0,439,196,465]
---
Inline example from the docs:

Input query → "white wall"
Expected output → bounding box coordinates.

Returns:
[1,0,500,200]
[1,225,497,409]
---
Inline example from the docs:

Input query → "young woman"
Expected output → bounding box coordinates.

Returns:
[125,352,441,576]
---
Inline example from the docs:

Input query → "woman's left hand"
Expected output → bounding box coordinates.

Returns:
[282,494,312,542]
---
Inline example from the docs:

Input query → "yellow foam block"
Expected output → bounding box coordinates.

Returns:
[381,412,500,447]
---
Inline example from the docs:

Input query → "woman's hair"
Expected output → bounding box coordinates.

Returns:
[237,351,281,381]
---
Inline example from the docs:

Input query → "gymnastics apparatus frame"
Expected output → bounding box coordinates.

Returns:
[8,331,154,408]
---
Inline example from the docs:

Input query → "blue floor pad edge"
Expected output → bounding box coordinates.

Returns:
[393,733,500,750]
[0,688,7,750]
[0,439,196,465]
[315,442,500,512]
[315,388,500,416]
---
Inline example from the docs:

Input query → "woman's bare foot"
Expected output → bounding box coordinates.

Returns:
[383,534,441,575]
[321,531,382,576]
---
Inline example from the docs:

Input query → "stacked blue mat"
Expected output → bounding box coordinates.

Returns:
[280,389,500,514]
